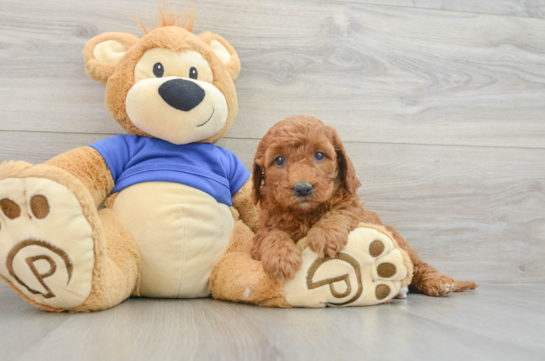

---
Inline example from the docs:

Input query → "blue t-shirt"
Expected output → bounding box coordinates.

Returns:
[90,135,250,206]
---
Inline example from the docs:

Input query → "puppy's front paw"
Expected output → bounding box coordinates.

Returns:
[262,248,303,282]
[307,226,348,259]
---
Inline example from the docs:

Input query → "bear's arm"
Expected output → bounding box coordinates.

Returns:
[45,147,115,208]
[232,177,259,233]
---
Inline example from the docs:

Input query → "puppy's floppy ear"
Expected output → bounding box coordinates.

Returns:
[330,127,361,194]
[251,139,268,205]
[83,32,139,83]
[198,32,241,81]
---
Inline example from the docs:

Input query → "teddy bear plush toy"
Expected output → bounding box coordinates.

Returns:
[0,12,413,311]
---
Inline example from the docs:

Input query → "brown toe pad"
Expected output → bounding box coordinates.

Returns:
[30,195,50,219]
[369,240,385,257]
[0,199,21,219]
[375,284,391,300]
[377,262,397,278]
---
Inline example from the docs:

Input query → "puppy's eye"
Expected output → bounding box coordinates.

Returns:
[153,62,164,78]
[189,67,198,79]
[274,156,286,166]
[314,152,325,161]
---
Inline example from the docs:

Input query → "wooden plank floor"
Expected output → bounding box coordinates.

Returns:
[1,1,545,360]
[1,282,544,361]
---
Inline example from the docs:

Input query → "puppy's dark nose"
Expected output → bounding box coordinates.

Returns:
[293,182,313,197]
[158,78,205,111]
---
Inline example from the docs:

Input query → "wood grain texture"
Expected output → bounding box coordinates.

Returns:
[1,282,544,361]
[1,131,543,284]
[1,0,545,148]
[0,1,544,284]
[1,2,544,359]
[351,0,545,19]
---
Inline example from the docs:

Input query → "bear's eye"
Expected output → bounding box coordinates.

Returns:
[274,156,286,167]
[189,67,198,79]
[314,152,325,161]
[153,62,164,78]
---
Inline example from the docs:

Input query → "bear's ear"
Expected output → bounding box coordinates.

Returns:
[83,32,140,83]
[198,32,241,81]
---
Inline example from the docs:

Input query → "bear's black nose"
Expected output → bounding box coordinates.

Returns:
[293,182,313,197]
[158,78,205,111]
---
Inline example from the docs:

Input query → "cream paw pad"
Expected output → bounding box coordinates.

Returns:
[284,223,413,307]
[0,176,95,309]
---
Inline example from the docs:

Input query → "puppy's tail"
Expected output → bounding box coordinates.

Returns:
[455,280,479,292]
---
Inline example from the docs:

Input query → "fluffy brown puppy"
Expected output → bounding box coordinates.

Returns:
[251,115,478,297]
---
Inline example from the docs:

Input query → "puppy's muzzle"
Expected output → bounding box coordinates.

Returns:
[293,182,313,197]
[158,78,205,111]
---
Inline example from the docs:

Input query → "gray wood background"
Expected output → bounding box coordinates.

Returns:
[1,282,544,361]
[1,0,544,285]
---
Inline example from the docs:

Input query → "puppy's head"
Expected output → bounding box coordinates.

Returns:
[252,115,360,211]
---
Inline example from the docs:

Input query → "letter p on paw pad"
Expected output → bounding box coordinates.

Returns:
[283,224,413,307]
[0,177,95,309]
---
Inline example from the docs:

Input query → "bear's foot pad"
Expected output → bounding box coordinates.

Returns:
[0,177,95,309]
[284,224,411,307]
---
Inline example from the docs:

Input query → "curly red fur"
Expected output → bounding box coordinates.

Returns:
[252,115,478,296]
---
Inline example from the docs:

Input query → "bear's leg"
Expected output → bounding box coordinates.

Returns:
[0,162,139,312]
[210,220,290,307]
[211,219,414,308]
[82,208,140,311]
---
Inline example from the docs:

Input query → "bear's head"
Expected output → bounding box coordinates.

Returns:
[83,12,240,145]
